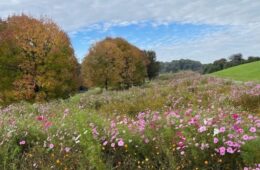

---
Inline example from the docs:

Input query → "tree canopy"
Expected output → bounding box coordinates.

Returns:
[143,50,160,80]
[0,15,79,104]
[81,37,148,89]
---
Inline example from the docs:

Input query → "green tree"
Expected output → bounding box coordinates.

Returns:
[228,53,244,66]
[160,59,202,73]
[143,50,160,80]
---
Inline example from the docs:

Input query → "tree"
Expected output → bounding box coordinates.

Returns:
[160,59,203,73]
[228,53,244,66]
[81,37,148,89]
[0,20,21,103]
[143,50,160,80]
[81,39,123,90]
[213,58,227,70]
[202,53,260,74]
[0,15,79,104]
[113,38,148,88]
[247,56,260,63]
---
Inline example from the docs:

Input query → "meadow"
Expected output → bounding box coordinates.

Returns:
[0,72,259,170]
[211,61,260,82]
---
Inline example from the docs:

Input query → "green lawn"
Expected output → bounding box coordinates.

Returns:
[211,61,260,82]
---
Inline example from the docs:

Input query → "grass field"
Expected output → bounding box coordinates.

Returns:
[211,61,260,82]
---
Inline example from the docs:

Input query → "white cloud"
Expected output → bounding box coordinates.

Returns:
[1,0,260,62]
[1,0,259,31]
[156,23,260,63]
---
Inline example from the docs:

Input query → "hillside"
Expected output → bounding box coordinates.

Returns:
[211,61,260,82]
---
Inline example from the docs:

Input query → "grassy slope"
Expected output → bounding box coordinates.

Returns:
[211,61,260,82]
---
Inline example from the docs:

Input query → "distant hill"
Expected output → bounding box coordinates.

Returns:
[211,61,260,82]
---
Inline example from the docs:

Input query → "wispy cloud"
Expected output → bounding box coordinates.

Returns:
[156,23,260,63]
[1,0,260,62]
[1,0,259,31]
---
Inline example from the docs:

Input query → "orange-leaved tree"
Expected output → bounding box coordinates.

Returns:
[81,37,148,90]
[0,14,79,104]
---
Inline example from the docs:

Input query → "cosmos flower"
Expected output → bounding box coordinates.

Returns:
[49,143,54,149]
[219,147,226,156]
[19,140,26,145]
[242,135,249,141]
[219,127,226,133]
[198,126,207,133]
[65,147,70,152]
[227,147,234,154]
[118,140,124,147]
[111,143,115,148]
[213,137,219,144]
[103,141,108,146]
[249,127,256,133]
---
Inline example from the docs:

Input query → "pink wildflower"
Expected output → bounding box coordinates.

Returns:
[228,134,234,139]
[92,127,99,138]
[19,140,26,145]
[226,140,233,146]
[188,118,196,125]
[219,146,226,155]
[65,147,70,152]
[237,128,244,133]
[36,115,45,121]
[213,137,219,144]
[118,140,124,147]
[168,111,180,118]
[219,127,226,133]
[232,114,239,120]
[103,141,108,146]
[227,147,234,154]
[44,121,52,129]
[185,108,192,116]
[110,121,116,128]
[242,135,249,141]
[249,127,256,133]
[198,126,207,133]
[111,143,115,148]
[178,141,184,147]
[49,143,54,149]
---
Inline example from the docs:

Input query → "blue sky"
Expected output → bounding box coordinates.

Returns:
[1,0,260,63]
[70,21,227,62]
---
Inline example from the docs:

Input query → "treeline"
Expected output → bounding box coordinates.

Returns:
[0,15,160,105]
[159,59,203,73]
[160,54,260,74]
[202,53,260,74]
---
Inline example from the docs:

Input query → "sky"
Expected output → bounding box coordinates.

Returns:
[0,0,260,63]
